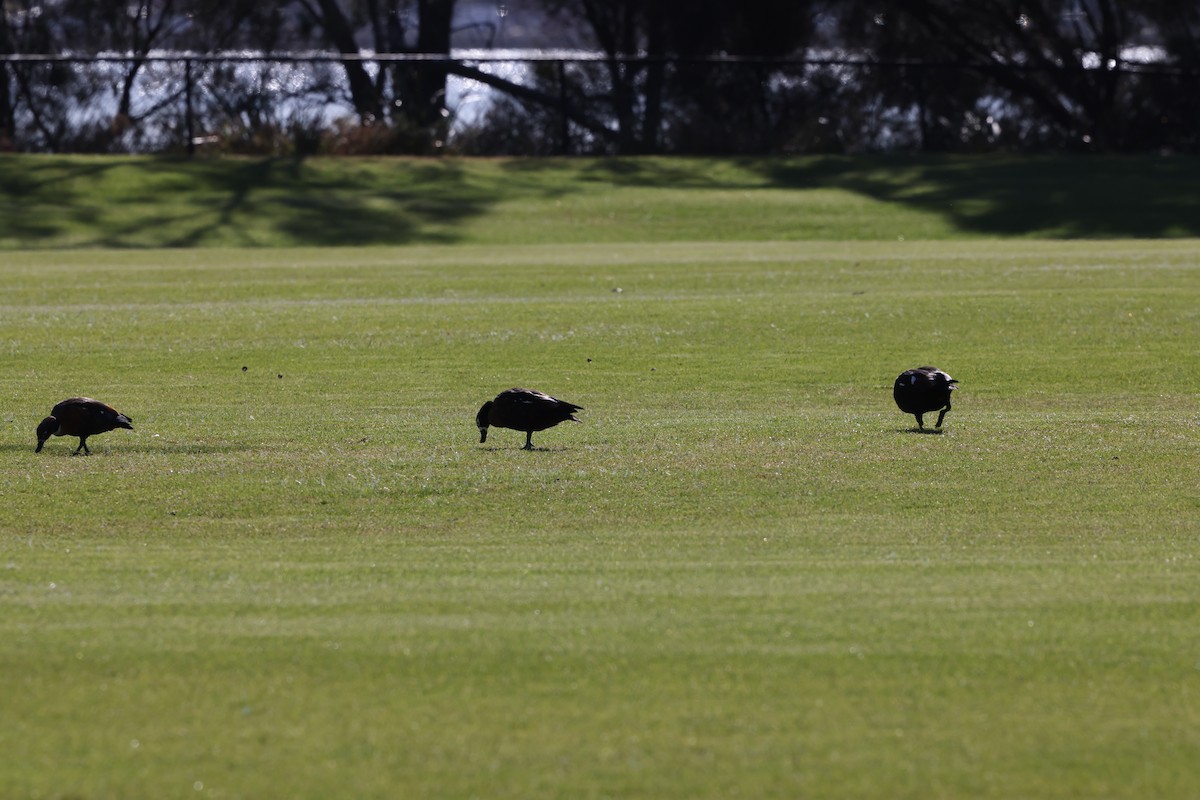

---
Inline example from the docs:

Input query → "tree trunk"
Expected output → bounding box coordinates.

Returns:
[313,0,384,122]
[412,0,453,129]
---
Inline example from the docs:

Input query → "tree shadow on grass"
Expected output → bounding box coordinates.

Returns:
[6,153,1200,248]
[142,157,494,248]
[203,158,490,247]
[0,158,120,244]
[500,155,764,191]
[757,154,1200,238]
[0,156,495,248]
[502,152,1200,238]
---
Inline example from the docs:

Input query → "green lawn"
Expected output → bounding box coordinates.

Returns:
[3,153,1200,248]
[1,158,1199,798]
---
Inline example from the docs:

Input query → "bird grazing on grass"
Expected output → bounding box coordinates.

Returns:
[476,387,583,450]
[893,367,958,430]
[35,397,133,455]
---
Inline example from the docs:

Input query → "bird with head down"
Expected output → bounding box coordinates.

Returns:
[893,367,958,431]
[36,397,133,455]
[476,388,582,450]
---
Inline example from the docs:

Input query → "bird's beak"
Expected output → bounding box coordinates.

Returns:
[35,440,44,453]
[478,427,488,444]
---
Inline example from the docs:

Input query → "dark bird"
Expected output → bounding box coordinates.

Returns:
[35,397,134,455]
[476,388,583,450]
[893,367,958,430]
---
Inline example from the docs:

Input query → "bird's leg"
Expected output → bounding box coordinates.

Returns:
[914,413,925,431]
[72,438,88,455]
[523,431,534,450]
[935,403,951,428]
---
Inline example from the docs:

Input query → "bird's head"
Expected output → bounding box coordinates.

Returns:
[476,401,492,443]
[35,415,57,452]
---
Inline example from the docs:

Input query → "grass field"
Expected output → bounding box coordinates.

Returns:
[2,156,1199,798]
[4,153,1200,249]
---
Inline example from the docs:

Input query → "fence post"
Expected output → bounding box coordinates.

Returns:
[185,57,195,156]
[557,59,569,155]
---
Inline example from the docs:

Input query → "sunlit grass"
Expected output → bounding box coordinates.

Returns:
[1,239,1199,798]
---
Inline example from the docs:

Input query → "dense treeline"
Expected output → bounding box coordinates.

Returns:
[0,0,1196,155]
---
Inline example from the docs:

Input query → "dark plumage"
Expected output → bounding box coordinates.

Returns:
[476,388,583,450]
[35,397,133,455]
[893,367,958,430]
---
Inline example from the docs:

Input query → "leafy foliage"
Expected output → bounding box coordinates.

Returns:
[3,0,1198,153]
